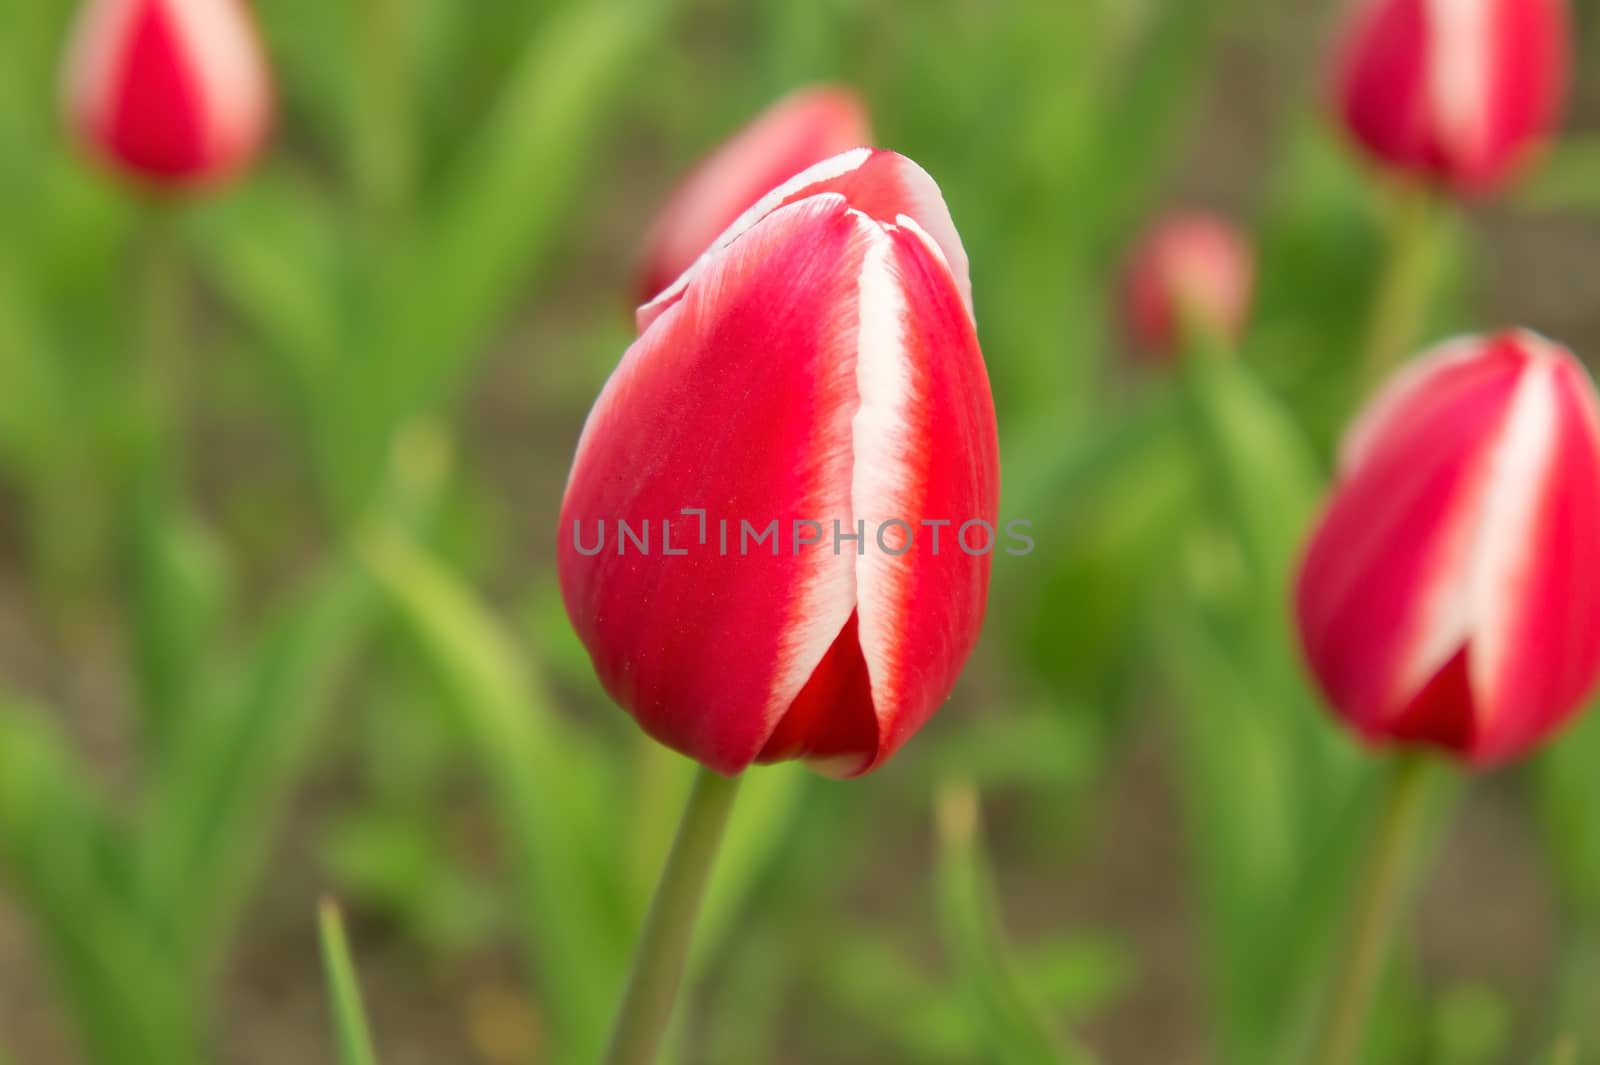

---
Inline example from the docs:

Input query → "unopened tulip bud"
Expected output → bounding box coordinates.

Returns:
[562,149,996,778]
[1122,212,1254,358]
[635,86,872,303]
[1334,0,1570,195]
[1296,331,1600,765]
[63,0,273,188]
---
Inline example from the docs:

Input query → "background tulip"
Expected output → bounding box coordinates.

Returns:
[1296,331,1600,766]
[562,148,997,778]
[1121,211,1254,357]
[63,0,273,187]
[634,85,872,303]
[1333,0,1569,195]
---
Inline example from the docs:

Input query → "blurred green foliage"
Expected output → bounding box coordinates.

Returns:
[1,0,1598,1063]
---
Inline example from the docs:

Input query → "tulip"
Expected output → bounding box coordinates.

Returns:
[561,147,996,778]
[1333,0,1570,195]
[63,0,273,187]
[1121,212,1254,357]
[1296,330,1600,766]
[635,85,872,303]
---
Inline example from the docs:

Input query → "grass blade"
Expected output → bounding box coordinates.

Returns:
[318,899,379,1065]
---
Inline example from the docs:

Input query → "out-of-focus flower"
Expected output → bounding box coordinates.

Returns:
[63,0,273,188]
[1333,0,1569,195]
[562,148,997,778]
[1121,212,1254,358]
[1296,330,1600,765]
[635,85,872,303]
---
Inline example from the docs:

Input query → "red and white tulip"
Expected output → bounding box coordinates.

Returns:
[1333,0,1570,195]
[1296,331,1600,765]
[63,0,273,187]
[561,148,997,778]
[1121,212,1254,358]
[635,85,872,304]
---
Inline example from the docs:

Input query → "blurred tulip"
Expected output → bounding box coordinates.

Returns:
[562,148,996,778]
[1122,212,1254,358]
[63,0,273,187]
[635,85,872,303]
[1333,0,1569,195]
[1296,331,1600,765]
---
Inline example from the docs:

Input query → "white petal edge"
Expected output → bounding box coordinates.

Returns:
[1339,334,1482,476]
[638,147,874,332]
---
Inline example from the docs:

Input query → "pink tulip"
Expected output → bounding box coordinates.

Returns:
[635,86,872,303]
[1122,212,1254,358]
[1334,0,1569,195]
[1296,331,1600,765]
[63,0,273,187]
[561,148,997,778]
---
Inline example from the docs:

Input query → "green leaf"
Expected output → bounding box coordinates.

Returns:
[318,900,380,1065]
[0,702,198,1065]
[358,528,620,1059]
[935,782,1092,1065]
[384,0,669,413]
[139,562,376,969]
[121,496,230,760]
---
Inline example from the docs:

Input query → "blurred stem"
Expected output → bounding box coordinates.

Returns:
[136,206,184,478]
[1309,756,1436,1065]
[605,765,741,1065]
[936,780,1089,1065]
[354,0,413,225]
[1357,182,1440,394]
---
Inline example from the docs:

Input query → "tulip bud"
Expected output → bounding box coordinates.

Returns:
[63,0,273,188]
[562,148,996,778]
[635,86,872,303]
[1121,212,1254,358]
[1333,0,1569,195]
[1296,331,1600,765]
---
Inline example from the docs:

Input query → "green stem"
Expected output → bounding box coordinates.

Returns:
[605,765,741,1065]
[1308,756,1436,1065]
[136,208,184,479]
[1357,181,1440,393]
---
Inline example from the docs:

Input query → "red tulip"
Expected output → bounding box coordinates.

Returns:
[561,148,997,778]
[1333,0,1569,195]
[1296,331,1600,765]
[1121,212,1254,358]
[63,0,273,187]
[635,85,872,303]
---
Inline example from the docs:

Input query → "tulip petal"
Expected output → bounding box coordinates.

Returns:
[560,195,871,774]
[847,218,997,774]
[639,149,973,334]
[1297,341,1524,741]
[1468,352,1600,761]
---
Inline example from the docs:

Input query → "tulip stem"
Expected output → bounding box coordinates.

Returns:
[1309,755,1436,1065]
[604,764,741,1065]
[1358,181,1440,393]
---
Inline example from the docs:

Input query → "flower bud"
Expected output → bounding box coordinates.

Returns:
[1296,331,1600,765]
[1121,212,1254,358]
[562,149,996,777]
[63,0,273,188]
[1333,0,1570,195]
[635,86,871,303]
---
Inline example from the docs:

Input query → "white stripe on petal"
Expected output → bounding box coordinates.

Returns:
[849,217,918,736]
[1426,0,1494,168]
[167,0,270,160]
[1392,349,1557,714]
